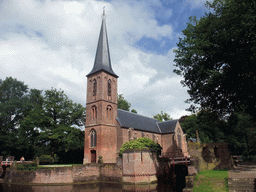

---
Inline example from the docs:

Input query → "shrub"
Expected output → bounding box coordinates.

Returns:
[119,137,162,157]
[38,155,54,164]
[17,163,37,171]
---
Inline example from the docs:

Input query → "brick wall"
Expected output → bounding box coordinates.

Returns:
[84,71,118,164]
[118,127,162,151]
[122,149,158,183]
[161,122,189,158]
[3,164,122,184]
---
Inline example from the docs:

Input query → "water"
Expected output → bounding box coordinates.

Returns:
[0,182,183,192]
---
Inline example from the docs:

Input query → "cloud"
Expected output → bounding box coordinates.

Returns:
[184,0,211,9]
[0,0,191,120]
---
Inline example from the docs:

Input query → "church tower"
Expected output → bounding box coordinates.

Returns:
[83,10,118,164]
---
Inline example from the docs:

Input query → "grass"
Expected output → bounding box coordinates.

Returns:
[193,170,229,192]
[38,164,82,168]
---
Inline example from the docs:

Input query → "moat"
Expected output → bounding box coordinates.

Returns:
[0,182,185,192]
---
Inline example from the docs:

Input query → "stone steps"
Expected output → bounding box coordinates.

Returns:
[228,178,255,191]
[229,163,256,192]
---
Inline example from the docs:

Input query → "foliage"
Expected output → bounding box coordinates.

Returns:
[224,112,256,156]
[117,94,131,111]
[0,77,29,157]
[180,110,226,143]
[31,88,85,159]
[17,163,38,171]
[173,0,256,119]
[119,137,162,157]
[0,77,85,163]
[153,111,172,122]
[117,94,137,114]
[38,155,54,163]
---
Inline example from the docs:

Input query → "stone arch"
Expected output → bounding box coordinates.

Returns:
[91,105,97,119]
[90,129,97,148]
[214,146,219,158]
[106,105,112,119]
[108,79,111,96]
[93,79,97,100]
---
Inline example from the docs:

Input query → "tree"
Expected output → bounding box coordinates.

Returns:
[117,94,137,113]
[173,0,256,118]
[117,94,131,111]
[180,110,226,143]
[0,77,29,157]
[153,111,172,121]
[18,88,44,159]
[37,88,85,159]
[224,112,256,156]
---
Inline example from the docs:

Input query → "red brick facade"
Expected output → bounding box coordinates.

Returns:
[122,149,158,183]
[83,13,189,164]
[83,72,118,164]
[83,68,189,164]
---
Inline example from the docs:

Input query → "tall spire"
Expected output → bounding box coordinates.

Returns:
[87,9,118,78]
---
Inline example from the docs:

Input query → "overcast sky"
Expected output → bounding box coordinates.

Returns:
[0,0,210,120]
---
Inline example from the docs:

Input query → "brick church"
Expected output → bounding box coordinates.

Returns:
[83,11,188,164]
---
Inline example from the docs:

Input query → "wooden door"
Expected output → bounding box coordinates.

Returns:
[91,150,96,163]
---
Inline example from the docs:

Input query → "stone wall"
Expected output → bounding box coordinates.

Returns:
[188,142,233,170]
[3,164,122,184]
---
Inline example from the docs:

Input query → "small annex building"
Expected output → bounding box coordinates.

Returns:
[83,11,188,164]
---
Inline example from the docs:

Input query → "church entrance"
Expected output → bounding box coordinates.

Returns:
[91,150,96,163]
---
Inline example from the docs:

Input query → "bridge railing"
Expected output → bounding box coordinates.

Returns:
[232,155,243,163]
[168,156,191,167]
[1,161,13,167]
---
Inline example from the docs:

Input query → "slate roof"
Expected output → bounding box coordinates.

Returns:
[117,109,178,134]
[157,120,179,134]
[87,12,118,78]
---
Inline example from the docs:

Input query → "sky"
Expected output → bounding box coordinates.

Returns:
[0,0,211,121]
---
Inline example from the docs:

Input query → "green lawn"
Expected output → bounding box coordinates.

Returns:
[193,170,229,192]
[38,164,82,167]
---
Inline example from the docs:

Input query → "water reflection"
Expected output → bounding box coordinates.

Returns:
[0,182,182,192]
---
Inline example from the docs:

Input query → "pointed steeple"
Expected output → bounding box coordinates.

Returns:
[87,9,118,78]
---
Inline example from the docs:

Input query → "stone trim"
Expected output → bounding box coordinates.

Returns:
[86,124,116,128]
[87,99,118,105]
[122,174,156,177]
[123,149,156,153]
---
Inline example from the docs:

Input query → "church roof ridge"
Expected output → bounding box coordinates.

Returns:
[157,119,179,124]
[87,10,118,78]
[157,119,178,134]
[117,108,161,121]
[117,109,160,133]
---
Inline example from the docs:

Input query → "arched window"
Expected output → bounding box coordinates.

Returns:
[156,136,159,143]
[142,132,145,137]
[177,129,182,148]
[134,133,137,140]
[93,79,97,100]
[107,105,112,119]
[90,129,97,147]
[108,79,111,96]
[91,106,97,119]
